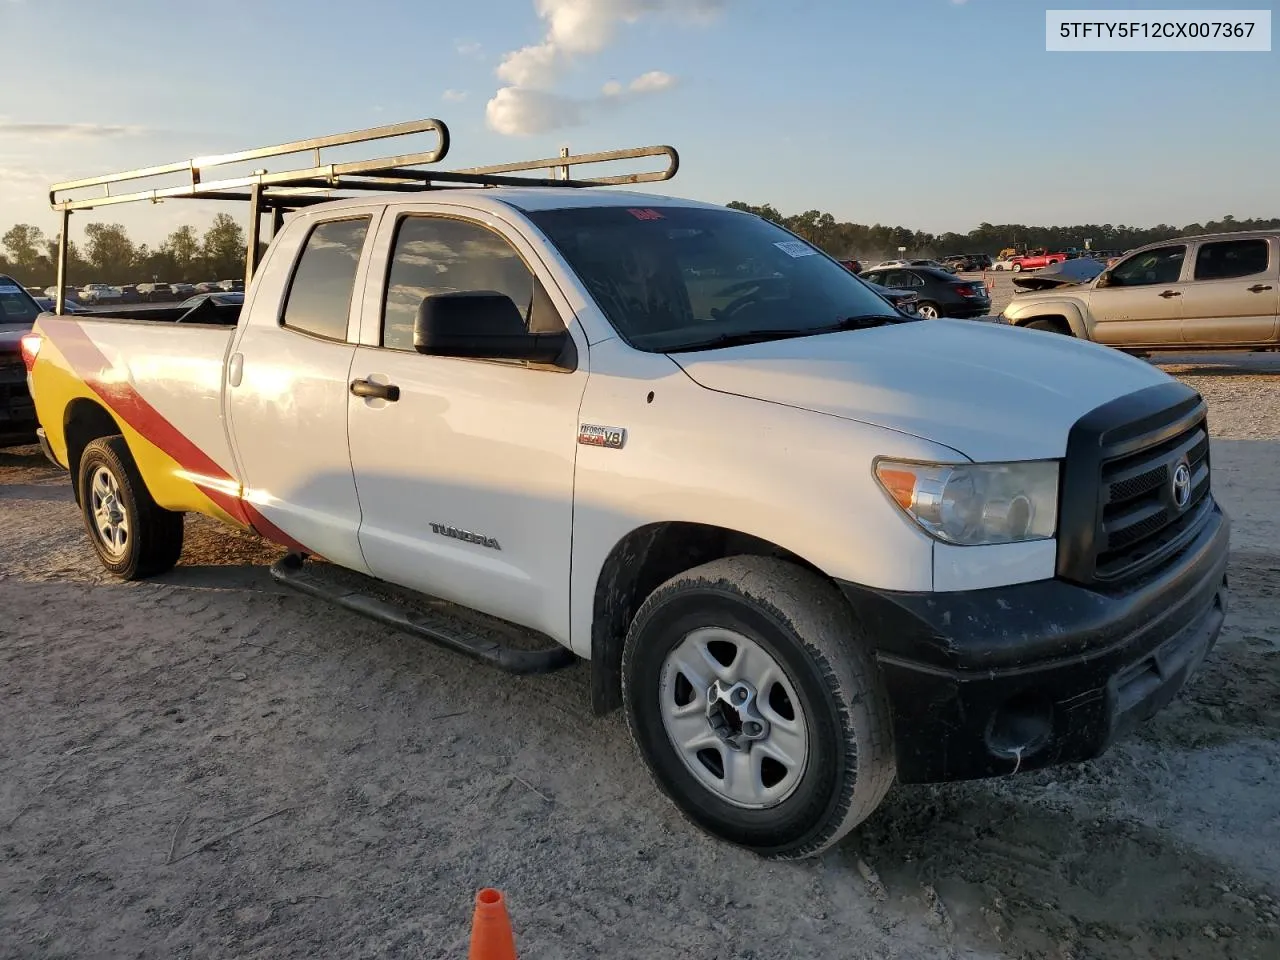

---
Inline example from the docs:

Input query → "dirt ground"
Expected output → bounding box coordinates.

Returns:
[2,345,1278,959]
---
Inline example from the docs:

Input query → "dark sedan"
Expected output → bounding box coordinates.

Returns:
[859,265,991,319]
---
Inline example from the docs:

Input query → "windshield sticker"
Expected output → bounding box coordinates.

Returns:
[774,240,817,258]
[627,208,665,221]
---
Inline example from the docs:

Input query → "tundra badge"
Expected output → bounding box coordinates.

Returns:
[429,523,501,550]
[579,424,627,449]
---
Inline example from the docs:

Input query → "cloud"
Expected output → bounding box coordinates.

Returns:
[486,87,584,137]
[0,121,141,141]
[497,41,560,87]
[487,0,725,136]
[627,70,675,93]
[455,40,483,57]
[442,89,468,103]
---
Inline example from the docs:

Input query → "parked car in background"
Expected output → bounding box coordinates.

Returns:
[867,258,954,273]
[1,275,43,445]
[862,279,919,315]
[1003,231,1279,350]
[44,285,79,301]
[171,282,197,297]
[860,265,991,318]
[942,254,993,272]
[33,297,90,314]
[118,284,141,304]
[837,258,863,274]
[79,283,123,304]
[1007,248,1068,272]
[216,279,245,292]
[177,291,245,309]
[136,282,177,302]
[194,281,222,293]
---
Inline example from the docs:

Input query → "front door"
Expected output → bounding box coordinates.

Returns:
[346,210,587,641]
[1085,243,1188,346]
[1180,236,1279,345]
[225,214,377,572]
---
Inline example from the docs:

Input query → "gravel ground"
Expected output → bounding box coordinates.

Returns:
[1,339,1278,959]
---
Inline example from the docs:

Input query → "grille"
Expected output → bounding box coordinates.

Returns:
[1094,416,1210,581]
[1057,383,1216,588]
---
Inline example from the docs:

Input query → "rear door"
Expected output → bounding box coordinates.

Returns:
[225,213,380,571]
[1084,243,1188,346]
[345,205,587,640]
[1180,236,1278,346]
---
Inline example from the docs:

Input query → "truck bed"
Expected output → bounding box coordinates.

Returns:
[70,300,242,326]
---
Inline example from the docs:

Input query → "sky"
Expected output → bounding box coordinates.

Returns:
[1,0,1276,245]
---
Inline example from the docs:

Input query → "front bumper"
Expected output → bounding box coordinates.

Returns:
[838,502,1229,783]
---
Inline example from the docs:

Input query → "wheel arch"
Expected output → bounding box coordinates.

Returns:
[64,398,125,504]
[589,521,830,715]
[1007,304,1088,338]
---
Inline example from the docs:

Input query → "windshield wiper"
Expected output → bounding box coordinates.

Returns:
[665,314,905,354]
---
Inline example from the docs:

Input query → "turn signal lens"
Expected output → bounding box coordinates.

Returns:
[877,468,918,510]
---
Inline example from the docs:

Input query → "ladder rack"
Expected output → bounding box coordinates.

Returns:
[47,117,679,308]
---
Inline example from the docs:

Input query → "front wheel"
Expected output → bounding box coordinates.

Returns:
[79,436,185,579]
[622,556,896,860]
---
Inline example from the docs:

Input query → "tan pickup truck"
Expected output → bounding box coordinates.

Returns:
[1003,231,1279,350]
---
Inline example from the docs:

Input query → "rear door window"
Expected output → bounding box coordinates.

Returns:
[1193,238,1270,281]
[280,217,371,341]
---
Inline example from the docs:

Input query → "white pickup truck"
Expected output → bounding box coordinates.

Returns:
[24,122,1230,859]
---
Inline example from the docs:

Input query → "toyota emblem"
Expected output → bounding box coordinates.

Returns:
[1171,460,1192,509]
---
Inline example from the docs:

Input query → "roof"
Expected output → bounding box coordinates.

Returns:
[295,186,724,217]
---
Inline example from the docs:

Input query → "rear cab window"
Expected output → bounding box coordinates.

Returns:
[280,217,372,341]
[1193,238,1270,281]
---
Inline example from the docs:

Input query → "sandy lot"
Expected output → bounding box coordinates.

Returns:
[1,345,1278,959]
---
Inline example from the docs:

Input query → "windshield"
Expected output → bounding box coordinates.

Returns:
[527,206,910,352]
[0,281,41,325]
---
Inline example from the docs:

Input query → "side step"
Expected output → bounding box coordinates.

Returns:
[270,554,577,675]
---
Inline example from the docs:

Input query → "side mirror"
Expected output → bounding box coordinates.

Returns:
[414,291,569,365]
[1095,272,1111,288]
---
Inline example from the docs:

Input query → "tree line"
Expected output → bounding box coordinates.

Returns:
[725,202,1280,261]
[0,215,250,289]
[5,207,1279,289]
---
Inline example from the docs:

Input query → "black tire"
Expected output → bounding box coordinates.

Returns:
[78,436,184,579]
[622,556,895,860]
[1026,318,1072,336]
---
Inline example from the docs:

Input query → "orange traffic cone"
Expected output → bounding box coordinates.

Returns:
[468,888,517,960]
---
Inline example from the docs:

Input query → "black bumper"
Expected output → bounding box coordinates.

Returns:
[838,503,1229,784]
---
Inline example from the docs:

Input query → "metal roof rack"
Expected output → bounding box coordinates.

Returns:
[47,117,679,307]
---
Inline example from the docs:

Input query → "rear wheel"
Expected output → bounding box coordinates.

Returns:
[78,436,184,579]
[916,301,941,319]
[622,556,896,859]
[1012,262,1023,272]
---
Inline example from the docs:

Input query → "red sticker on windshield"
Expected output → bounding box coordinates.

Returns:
[627,208,665,221]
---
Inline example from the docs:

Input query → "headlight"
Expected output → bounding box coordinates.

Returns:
[875,459,1059,545]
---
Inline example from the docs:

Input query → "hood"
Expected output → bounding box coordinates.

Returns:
[1012,259,1105,291]
[670,319,1168,462]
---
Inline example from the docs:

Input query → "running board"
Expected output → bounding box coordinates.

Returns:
[270,554,577,675]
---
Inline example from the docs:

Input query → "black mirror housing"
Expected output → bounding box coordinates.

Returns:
[413,291,570,365]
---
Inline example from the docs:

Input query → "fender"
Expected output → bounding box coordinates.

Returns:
[1004,297,1091,339]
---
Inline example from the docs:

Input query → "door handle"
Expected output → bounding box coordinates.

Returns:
[1248,284,1273,293]
[1158,290,1181,299]
[350,378,400,402]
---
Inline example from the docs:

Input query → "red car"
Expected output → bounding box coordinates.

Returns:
[1009,248,1067,272]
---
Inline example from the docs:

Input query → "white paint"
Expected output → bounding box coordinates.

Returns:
[933,538,1058,593]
